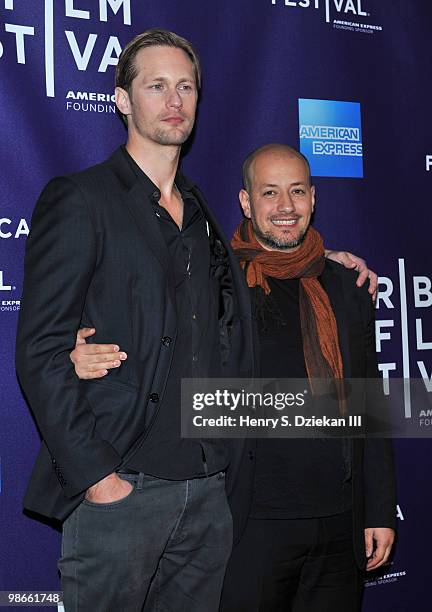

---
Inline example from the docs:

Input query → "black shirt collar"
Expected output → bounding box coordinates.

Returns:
[120,145,195,201]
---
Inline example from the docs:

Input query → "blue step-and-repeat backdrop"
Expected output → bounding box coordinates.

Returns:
[1,1,431,610]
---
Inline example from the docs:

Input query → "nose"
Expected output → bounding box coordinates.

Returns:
[276,193,295,213]
[166,87,182,109]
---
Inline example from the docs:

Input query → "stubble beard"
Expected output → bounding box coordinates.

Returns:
[252,219,308,251]
[152,127,191,146]
[131,113,195,147]
[152,116,195,146]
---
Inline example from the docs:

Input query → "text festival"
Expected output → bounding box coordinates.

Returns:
[271,0,370,21]
[271,0,367,14]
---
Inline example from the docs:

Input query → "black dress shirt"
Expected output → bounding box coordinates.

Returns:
[121,147,228,479]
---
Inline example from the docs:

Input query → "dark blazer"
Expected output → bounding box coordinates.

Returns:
[225,260,396,569]
[16,147,255,523]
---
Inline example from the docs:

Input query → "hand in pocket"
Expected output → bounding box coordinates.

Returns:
[85,472,134,504]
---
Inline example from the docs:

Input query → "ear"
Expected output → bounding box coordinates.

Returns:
[311,185,316,213]
[115,87,132,118]
[239,189,252,219]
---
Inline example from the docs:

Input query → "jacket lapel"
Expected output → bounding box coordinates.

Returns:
[104,147,175,302]
[123,182,171,274]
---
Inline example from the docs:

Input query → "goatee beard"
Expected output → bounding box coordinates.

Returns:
[252,223,308,251]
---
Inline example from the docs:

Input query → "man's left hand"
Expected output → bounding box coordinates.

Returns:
[364,527,395,571]
[325,250,378,301]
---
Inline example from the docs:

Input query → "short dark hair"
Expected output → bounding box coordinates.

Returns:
[242,143,312,191]
[115,28,202,126]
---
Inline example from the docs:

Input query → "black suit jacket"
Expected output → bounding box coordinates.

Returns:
[225,260,396,569]
[16,147,255,522]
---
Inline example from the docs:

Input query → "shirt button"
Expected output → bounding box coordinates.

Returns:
[149,393,159,403]
[161,336,172,346]
[248,451,254,461]
[192,355,198,362]
[192,314,197,320]
[152,190,160,200]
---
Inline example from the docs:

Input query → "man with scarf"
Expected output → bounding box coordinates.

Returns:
[220,143,396,611]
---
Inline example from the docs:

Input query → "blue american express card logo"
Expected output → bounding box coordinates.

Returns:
[299,98,363,178]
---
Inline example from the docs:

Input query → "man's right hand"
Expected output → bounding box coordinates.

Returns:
[85,472,134,504]
[70,327,127,379]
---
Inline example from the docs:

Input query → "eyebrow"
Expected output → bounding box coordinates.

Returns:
[259,181,306,188]
[147,76,194,83]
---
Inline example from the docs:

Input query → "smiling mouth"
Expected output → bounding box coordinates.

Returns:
[271,219,299,226]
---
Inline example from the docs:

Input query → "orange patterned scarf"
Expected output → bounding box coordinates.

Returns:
[231,219,345,412]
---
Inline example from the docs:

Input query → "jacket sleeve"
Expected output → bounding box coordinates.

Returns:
[16,176,122,498]
[361,287,397,530]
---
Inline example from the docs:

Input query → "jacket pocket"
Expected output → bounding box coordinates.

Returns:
[84,382,143,455]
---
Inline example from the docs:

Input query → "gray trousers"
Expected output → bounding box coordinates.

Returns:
[58,472,232,612]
